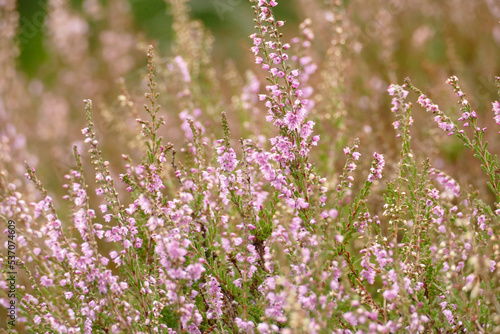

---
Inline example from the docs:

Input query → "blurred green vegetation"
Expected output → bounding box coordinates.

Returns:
[16,0,300,76]
[16,0,48,76]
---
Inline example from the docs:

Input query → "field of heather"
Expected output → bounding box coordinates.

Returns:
[1,0,500,333]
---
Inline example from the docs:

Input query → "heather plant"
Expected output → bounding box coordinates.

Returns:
[2,0,500,333]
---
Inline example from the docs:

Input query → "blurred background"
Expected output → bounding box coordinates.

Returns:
[2,0,500,225]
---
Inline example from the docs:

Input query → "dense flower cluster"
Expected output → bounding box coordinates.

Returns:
[1,0,500,333]
[367,153,385,182]
[429,168,460,198]
[416,94,454,135]
[493,101,500,129]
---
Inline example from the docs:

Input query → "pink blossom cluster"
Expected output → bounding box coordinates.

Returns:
[492,101,500,131]
[251,0,319,162]
[367,153,385,182]
[416,94,454,135]
[1,1,500,333]
[429,168,460,198]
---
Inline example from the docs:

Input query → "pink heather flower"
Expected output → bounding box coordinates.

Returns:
[159,152,167,163]
[265,84,276,92]
[85,318,93,333]
[137,194,151,213]
[235,318,255,333]
[477,214,487,230]
[328,209,338,219]
[383,285,399,300]
[165,241,188,261]
[430,169,460,197]
[109,251,118,259]
[186,263,205,281]
[492,101,500,113]
[428,188,439,200]
[174,56,190,83]
[205,276,224,320]
[64,292,73,299]
[300,121,314,138]
[135,165,145,175]
[285,198,296,209]
[360,264,376,284]
[125,204,137,215]
[465,274,475,287]
[217,147,238,172]
[147,216,164,231]
[40,276,54,287]
[434,116,454,134]
[135,238,143,248]
[458,111,470,122]
[368,152,385,181]
[180,192,194,202]
[113,256,122,267]
[492,101,500,129]
[257,323,269,333]
[417,94,439,113]
[301,247,311,263]
[296,197,309,209]
[388,84,409,113]
[491,260,496,273]
[443,309,454,325]
[270,136,295,162]
[123,239,132,249]
[343,312,358,326]
[373,246,391,269]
